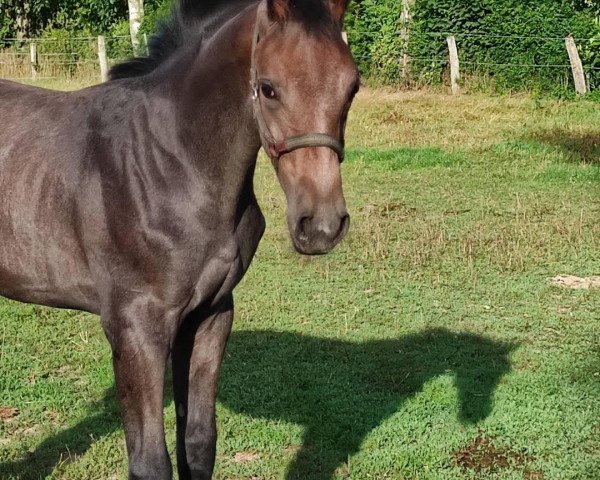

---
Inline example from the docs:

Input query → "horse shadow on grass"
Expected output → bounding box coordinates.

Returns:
[220,328,514,479]
[529,128,600,164]
[0,386,123,479]
[0,328,515,480]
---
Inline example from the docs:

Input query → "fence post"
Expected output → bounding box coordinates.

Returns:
[565,35,587,96]
[98,35,108,82]
[143,33,150,55]
[400,0,415,79]
[447,35,460,95]
[29,42,37,81]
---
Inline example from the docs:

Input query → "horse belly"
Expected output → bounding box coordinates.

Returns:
[0,155,97,312]
[0,237,97,312]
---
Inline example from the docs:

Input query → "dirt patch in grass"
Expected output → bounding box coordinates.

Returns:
[362,202,418,219]
[524,470,545,480]
[231,451,260,464]
[0,406,19,422]
[453,432,536,476]
[45,410,61,426]
[550,275,600,289]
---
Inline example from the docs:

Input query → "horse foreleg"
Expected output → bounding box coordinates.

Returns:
[103,310,173,480]
[172,295,234,480]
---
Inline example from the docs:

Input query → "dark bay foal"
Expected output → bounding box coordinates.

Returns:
[0,0,358,478]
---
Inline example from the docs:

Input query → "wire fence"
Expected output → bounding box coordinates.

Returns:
[348,28,599,93]
[0,35,136,81]
[416,33,599,69]
[1,30,598,93]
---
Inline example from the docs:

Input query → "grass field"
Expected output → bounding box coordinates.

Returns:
[0,83,599,479]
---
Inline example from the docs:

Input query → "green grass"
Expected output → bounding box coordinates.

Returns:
[1,86,599,479]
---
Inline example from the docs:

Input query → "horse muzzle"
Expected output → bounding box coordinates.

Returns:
[291,212,350,255]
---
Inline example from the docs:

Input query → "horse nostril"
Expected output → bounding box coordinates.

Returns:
[336,214,350,241]
[297,216,312,242]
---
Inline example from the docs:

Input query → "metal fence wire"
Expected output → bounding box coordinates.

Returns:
[0,31,598,93]
[0,35,135,81]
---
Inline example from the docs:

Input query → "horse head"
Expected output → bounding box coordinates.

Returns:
[251,0,358,255]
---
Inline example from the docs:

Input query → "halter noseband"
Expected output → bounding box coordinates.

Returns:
[250,20,345,162]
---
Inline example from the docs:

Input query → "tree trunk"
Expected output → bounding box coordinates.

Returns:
[128,0,145,53]
[15,2,30,40]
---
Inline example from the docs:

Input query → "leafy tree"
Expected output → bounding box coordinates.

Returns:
[1,0,164,39]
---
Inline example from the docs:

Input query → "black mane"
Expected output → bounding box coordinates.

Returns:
[109,0,336,80]
[110,0,254,80]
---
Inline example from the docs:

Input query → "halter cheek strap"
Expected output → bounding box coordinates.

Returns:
[250,20,345,162]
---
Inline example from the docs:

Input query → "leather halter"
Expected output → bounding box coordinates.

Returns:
[250,19,345,162]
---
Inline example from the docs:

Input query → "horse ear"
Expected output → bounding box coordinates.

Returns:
[328,0,350,26]
[267,0,290,22]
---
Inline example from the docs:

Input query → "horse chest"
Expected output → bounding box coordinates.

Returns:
[187,202,265,313]
[217,202,265,296]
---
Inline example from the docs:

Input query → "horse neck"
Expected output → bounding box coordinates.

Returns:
[152,5,261,211]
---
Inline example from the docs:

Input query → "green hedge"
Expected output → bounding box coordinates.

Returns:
[3,0,599,95]
[346,0,600,95]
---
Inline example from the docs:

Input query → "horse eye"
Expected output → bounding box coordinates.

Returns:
[260,83,277,100]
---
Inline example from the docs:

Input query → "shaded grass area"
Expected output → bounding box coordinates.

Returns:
[530,129,600,165]
[219,330,514,480]
[0,89,599,479]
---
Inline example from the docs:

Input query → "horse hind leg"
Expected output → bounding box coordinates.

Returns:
[171,295,234,480]
[102,306,173,480]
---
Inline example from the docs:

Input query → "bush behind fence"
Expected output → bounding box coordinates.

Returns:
[346,0,600,95]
